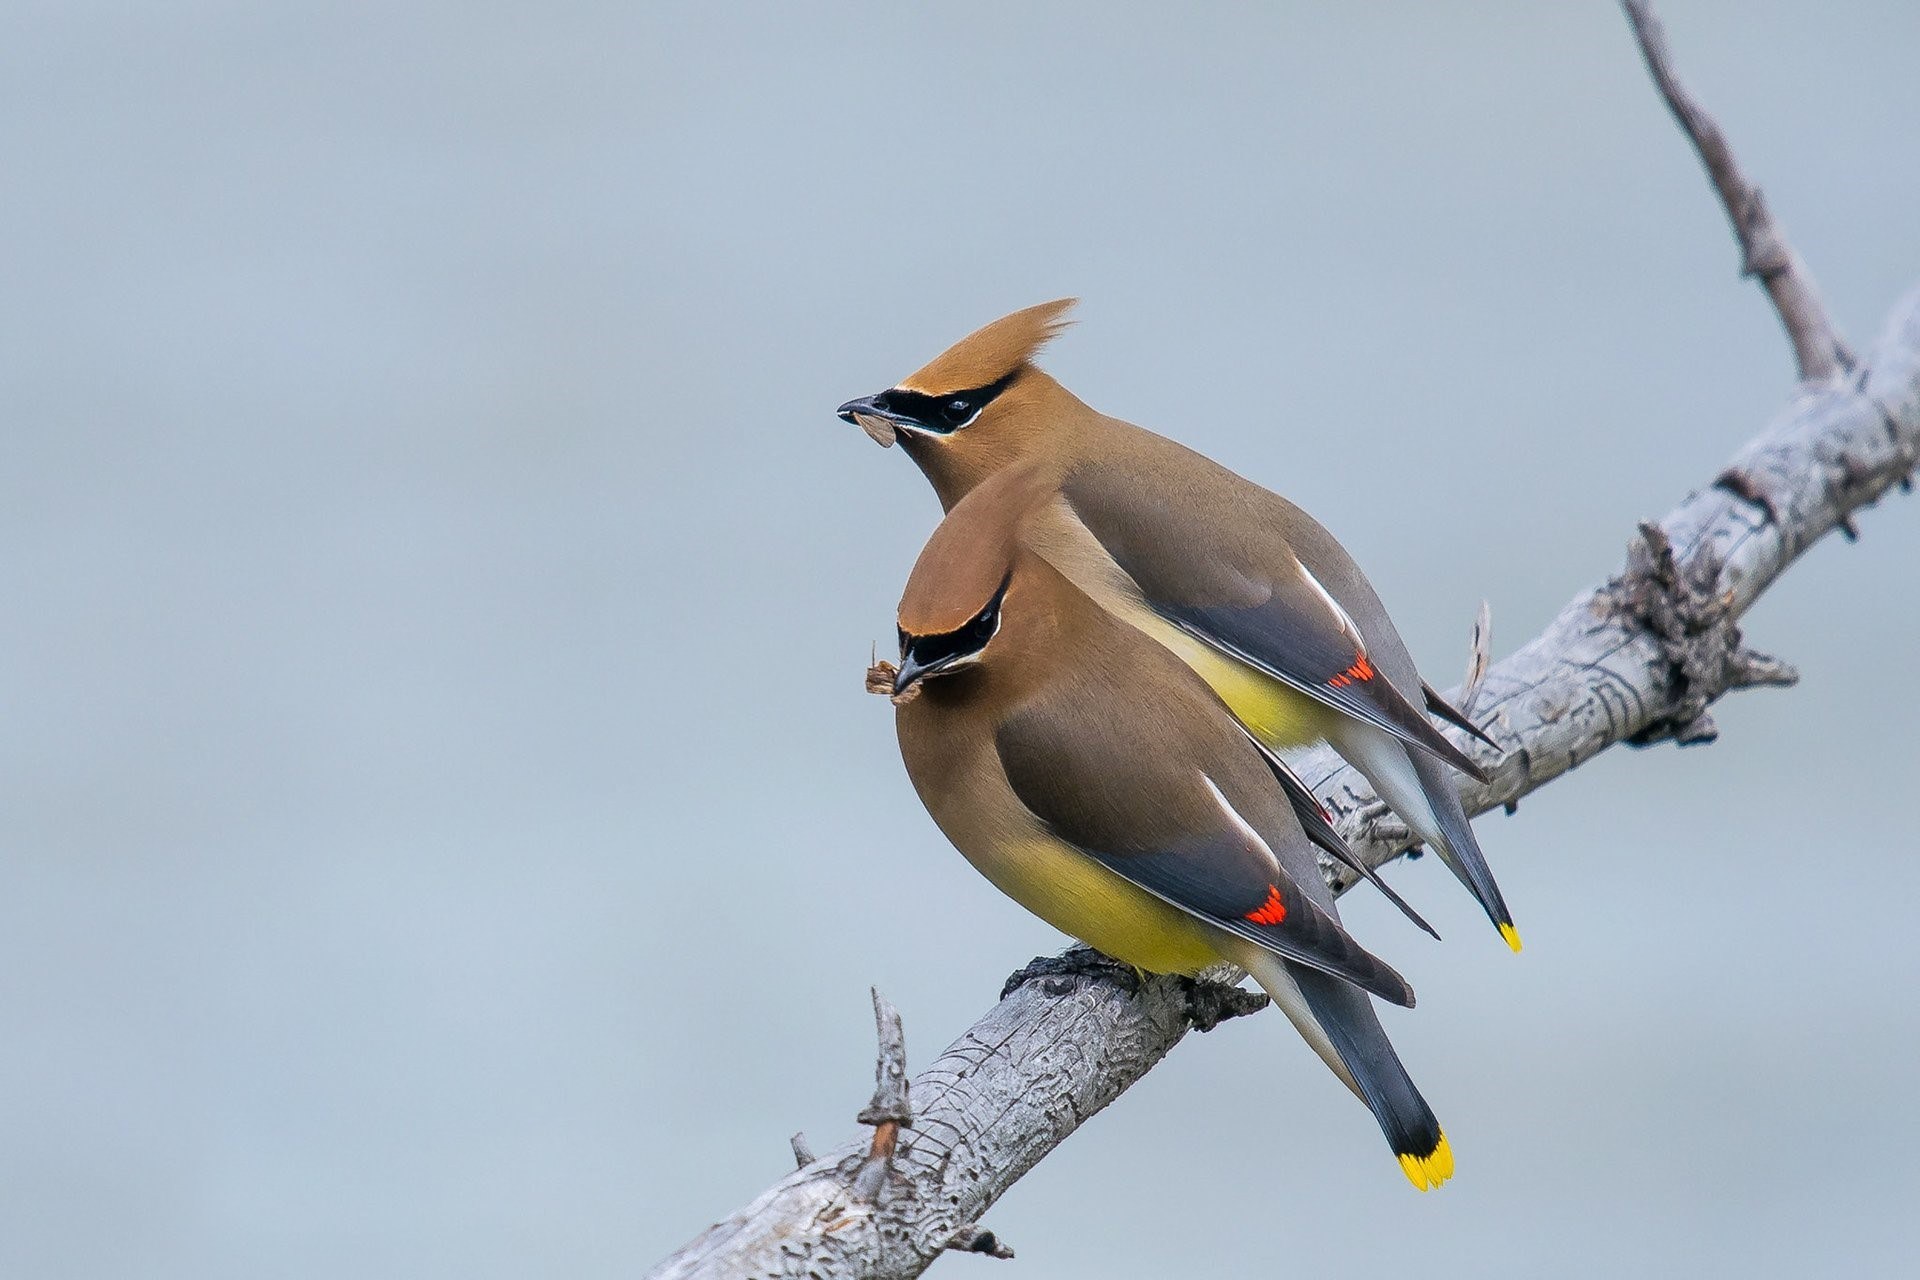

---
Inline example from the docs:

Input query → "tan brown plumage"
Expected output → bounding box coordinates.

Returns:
[884,466,1454,1189]
[838,301,1520,950]
[895,298,1075,396]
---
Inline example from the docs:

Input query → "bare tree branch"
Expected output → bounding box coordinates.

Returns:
[649,9,1920,1276]
[1621,0,1854,381]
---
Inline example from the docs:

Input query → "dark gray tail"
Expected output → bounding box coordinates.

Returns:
[1293,964,1453,1190]
[1411,748,1520,952]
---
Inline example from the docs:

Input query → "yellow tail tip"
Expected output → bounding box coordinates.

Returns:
[1397,1132,1455,1192]
[1499,922,1523,953]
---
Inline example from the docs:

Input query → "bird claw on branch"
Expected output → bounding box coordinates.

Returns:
[1000,945,1142,1001]
[1001,947,1264,1034]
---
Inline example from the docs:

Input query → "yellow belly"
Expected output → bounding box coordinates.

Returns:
[971,834,1225,976]
[1134,614,1337,750]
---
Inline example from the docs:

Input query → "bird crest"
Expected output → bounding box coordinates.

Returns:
[897,464,1056,638]
[898,299,1077,395]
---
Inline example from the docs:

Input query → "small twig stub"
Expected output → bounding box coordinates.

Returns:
[848,988,913,1203]
[1460,600,1493,717]
[857,987,912,1130]
[946,1224,1015,1260]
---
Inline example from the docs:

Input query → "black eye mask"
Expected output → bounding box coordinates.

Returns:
[875,368,1020,435]
[898,574,1012,682]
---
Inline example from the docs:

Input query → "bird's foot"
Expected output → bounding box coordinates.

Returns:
[1000,946,1142,1000]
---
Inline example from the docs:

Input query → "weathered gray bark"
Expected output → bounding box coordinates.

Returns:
[649,6,1920,1275]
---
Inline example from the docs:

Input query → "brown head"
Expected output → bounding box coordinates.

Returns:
[836,300,1090,510]
[890,465,1078,701]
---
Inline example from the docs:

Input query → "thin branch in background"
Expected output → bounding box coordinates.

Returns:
[1620,0,1854,381]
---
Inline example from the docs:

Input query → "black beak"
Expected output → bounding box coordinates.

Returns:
[836,392,915,426]
[891,648,946,697]
[837,391,916,448]
[835,394,880,425]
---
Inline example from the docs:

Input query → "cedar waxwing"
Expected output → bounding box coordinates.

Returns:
[883,464,1454,1189]
[838,300,1521,951]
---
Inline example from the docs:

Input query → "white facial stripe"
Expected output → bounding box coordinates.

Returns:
[891,404,987,434]
[1297,560,1362,643]
[948,605,1002,665]
[1200,774,1278,867]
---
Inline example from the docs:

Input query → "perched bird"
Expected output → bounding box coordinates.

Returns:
[839,300,1520,951]
[882,465,1454,1189]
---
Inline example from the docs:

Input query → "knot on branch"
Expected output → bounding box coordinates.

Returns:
[1714,464,1782,526]
[1734,187,1791,282]
[1829,438,1915,540]
[1608,522,1798,746]
[1178,976,1270,1032]
[1717,409,1896,549]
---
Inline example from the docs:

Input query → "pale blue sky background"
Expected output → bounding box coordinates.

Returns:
[3,3,1918,1277]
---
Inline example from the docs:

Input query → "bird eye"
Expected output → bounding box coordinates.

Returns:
[941,396,975,427]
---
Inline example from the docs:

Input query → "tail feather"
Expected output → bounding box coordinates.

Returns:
[1408,747,1520,952]
[1238,949,1453,1191]
[1294,964,1450,1190]
[1239,727,1440,941]
[1421,678,1502,752]
[1338,719,1520,951]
